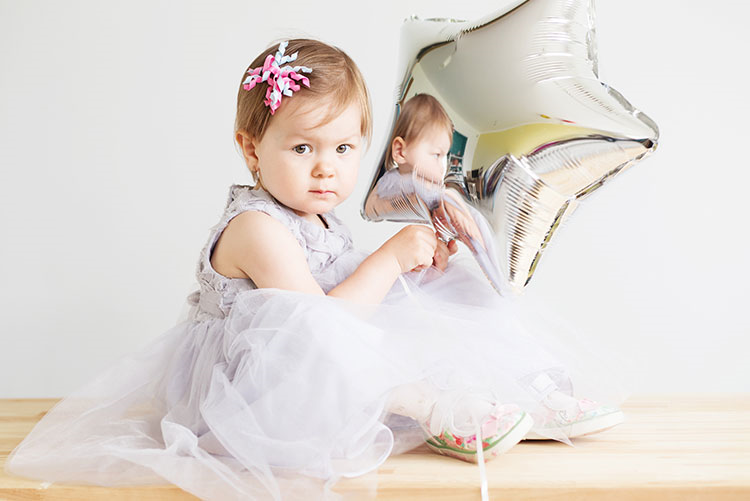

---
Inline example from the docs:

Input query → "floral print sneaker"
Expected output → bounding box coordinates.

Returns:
[524,375,625,440]
[421,399,534,463]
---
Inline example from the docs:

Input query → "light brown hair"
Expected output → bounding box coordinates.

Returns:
[386,93,453,168]
[235,39,372,146]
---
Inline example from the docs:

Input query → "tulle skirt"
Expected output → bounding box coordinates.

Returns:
[5,255,630,500]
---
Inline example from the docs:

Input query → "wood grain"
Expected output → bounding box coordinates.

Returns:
[1,395,748,500]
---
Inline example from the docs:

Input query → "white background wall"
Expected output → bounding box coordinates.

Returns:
[1,0,748,397]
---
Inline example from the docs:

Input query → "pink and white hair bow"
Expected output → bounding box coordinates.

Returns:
[242,41,313,115]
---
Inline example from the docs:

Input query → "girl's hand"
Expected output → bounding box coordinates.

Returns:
[431,237,458,272]
[443,190,485,249]
[379,225,437,274]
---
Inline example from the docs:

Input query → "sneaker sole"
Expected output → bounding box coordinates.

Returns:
[524,409,625,440]
[425,411,534,462]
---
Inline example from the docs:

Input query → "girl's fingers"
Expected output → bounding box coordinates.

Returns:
[425,227,438,248]
[431,240,451,271]
[447,239,458,255]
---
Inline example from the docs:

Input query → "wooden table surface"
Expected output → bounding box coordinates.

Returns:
[1,394,749,500]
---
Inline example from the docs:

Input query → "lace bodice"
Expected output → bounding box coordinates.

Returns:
[188,185,360,320]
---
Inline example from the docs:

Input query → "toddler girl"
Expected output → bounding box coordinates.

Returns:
[6,39,626,501]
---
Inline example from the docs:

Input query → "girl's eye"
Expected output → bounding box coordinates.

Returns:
[293,145,311,154]
[336,144,351,154]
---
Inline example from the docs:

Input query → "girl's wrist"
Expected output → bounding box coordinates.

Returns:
[371,247,404,277]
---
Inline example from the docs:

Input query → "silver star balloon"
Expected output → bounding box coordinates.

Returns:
[362,0,659,295]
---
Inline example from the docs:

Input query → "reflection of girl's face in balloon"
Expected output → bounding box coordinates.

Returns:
[391,126,451,182]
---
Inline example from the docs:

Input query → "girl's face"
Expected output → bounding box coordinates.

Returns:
[393,126,451,182]
[240,96,363,224]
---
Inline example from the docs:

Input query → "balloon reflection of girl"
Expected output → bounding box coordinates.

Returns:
[387,93,452,182]
[6,40,625,501]
[383,93,486,250]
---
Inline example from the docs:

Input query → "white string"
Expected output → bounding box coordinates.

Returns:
[397,274,413,298]
[397,270,427,305]
[475,422,489,501]
[401,271,489,499]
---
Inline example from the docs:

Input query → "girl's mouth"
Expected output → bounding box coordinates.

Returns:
[310,190,335,197]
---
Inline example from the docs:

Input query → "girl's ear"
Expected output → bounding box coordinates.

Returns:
[236,131,259,173]
[391,136,407,165]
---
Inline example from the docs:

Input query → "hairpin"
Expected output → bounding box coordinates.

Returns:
[243,41,313,114]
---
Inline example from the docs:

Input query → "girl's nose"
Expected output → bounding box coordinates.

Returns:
[312,158,335,177]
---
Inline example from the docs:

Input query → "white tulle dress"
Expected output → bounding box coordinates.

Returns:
[6,185,629,500]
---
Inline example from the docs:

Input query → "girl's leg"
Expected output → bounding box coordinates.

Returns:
[385,380,440,422]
